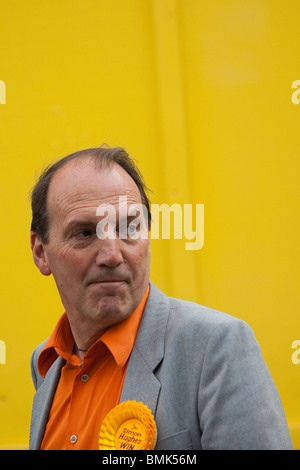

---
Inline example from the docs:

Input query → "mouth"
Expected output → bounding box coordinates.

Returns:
[88,279,127,286]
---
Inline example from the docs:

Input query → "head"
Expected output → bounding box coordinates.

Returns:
[30,146,152,341]
[31,146,151,243]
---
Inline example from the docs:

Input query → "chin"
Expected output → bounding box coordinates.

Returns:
[91,298,132,326]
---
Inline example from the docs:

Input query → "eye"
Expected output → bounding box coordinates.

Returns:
[73,230,93,239]
[127,223,138,234]
[115,221,137,240]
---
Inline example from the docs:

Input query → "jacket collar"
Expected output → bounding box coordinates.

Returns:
[120,282,170,417]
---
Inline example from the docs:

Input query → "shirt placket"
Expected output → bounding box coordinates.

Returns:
[65,361,91,449]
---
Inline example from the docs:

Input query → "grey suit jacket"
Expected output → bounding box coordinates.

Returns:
[29,282,293,450]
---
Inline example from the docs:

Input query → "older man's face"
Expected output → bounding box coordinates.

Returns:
[32,159,151,335]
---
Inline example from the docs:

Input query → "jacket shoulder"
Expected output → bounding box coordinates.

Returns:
[168,295,253,337]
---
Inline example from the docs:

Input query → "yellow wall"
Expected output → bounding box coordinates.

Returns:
[0,0,299,449]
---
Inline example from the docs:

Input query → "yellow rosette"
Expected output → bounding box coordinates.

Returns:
[99,401,157,450]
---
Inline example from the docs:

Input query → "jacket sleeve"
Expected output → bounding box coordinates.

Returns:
[197,318,293,449]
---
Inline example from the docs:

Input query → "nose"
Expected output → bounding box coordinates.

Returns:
[95,237,124,268]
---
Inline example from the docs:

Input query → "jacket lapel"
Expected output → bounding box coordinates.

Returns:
[120,282,170,417]
[29,356,65,450]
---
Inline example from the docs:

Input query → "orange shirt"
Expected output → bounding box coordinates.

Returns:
[38,285,149,450]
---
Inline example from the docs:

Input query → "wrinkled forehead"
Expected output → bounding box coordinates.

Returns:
[47,159,142,222]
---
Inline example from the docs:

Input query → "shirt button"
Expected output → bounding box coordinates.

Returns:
[70,435,78,444]
[81,374,89,383]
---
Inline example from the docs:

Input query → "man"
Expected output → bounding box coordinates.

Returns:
[29,146,293,450]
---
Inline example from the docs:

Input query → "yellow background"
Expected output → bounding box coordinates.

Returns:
[0,0,299,449]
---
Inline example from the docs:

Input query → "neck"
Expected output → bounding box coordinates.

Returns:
[71,317,109,358]
[75,344,88,352]
[74,342,89,361]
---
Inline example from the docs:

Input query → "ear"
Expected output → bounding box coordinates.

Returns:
[30,232,52,276]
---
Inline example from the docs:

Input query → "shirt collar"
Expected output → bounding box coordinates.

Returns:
[38,284,150,377]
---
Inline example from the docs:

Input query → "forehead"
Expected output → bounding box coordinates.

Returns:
[47,159,142,222]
